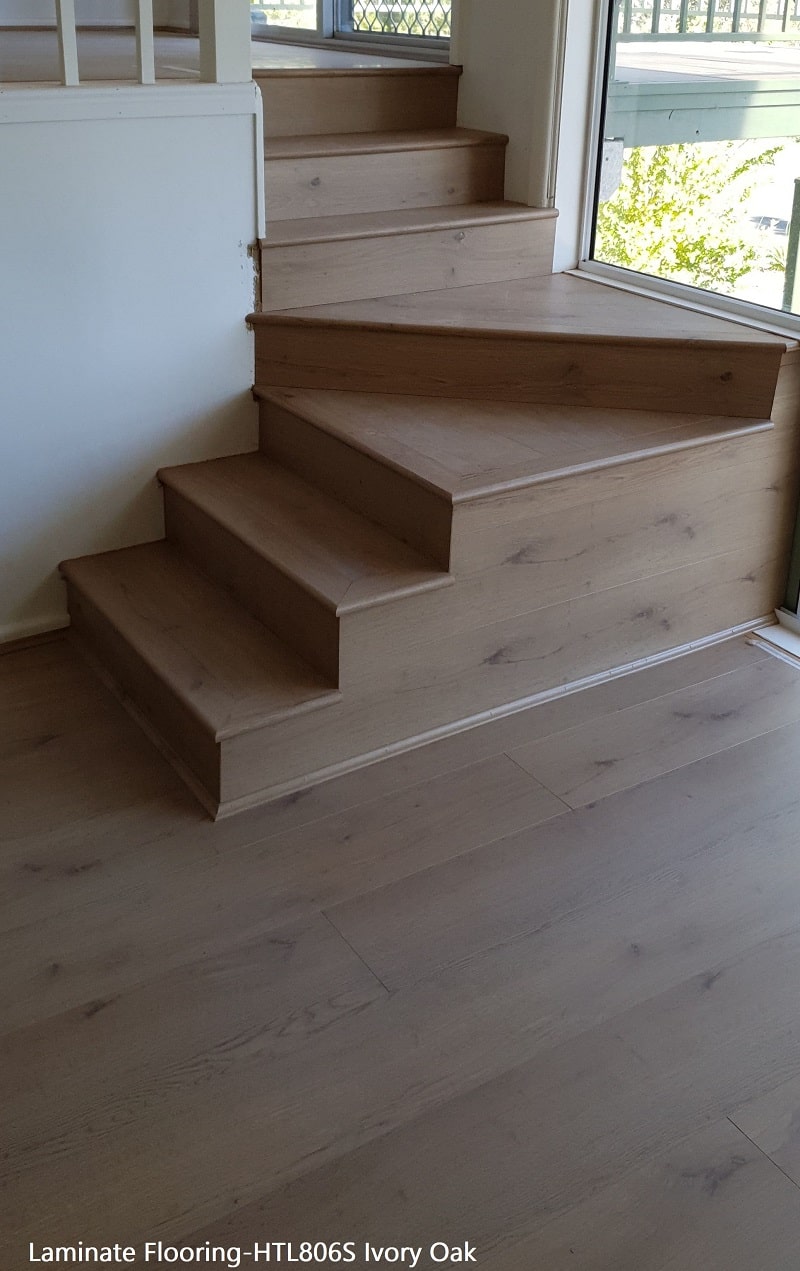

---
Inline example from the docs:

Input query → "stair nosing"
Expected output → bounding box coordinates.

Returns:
[448,419,775,503]
[264,127,508,162]
[158,457,452,617]
[249,308,789,351]
[261,203,557,248]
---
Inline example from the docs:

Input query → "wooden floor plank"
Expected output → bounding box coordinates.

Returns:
[326,713,800,990]
[509,652,800,807]
[467,1120,800,1271]
[175,927,800,1263]
[6,639,800,1264]
[0,752,563,1032]
[730,1072,800,1189]
[0,639,764,934]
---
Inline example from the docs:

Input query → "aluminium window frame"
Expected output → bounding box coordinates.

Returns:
[574,0,800,340]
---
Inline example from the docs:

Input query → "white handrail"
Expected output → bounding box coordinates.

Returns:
[55,0,80,86]
[135,0,156,85]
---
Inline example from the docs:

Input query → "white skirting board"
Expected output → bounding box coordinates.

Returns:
[747,610,800,670]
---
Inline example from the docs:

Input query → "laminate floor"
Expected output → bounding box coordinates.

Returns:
[3,631,800,1269]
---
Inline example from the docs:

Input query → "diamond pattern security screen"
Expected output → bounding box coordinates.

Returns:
[349,0,451,37]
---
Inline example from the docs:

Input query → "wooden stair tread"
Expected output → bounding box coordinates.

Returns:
[264,127,508,161]
[262,202,556,248]
[257,388,773,501]
[60,543,340,741]
[158,453,451,613]
[259,272,791,348]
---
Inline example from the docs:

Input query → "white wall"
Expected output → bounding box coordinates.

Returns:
[0,83,263,641]
[454,0,567,209]
[453,0,602,268]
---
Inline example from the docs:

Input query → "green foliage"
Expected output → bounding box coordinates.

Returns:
[595,140,785,293]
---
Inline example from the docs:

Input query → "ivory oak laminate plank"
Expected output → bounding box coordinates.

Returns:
[5,641,800,1263]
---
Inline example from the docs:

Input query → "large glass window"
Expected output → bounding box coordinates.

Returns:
[592,0,800,314]
[250,0,451,42]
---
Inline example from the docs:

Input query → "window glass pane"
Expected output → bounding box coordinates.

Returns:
[251,0,318,32]
[347,1,451,38]
[593,4,800,314]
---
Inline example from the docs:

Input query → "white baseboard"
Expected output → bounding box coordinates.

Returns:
[0,614,69,647]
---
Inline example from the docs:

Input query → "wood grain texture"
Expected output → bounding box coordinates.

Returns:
[161,791,800,1262]
[0,752,562,1035]
[264,132,507,220]
[254,66,460,137]
[161,453,450,683]
[510,654,800,807]
[256,385,772,504]
[260,211,557,310]
[258,395,454,568]
[253,274,786,414]
[7,638,800,1264]
[218,544,783,806]
[272,271,789,344]
[254,319,784,416]
[326,677,800,989]
[730,1074,800,1189]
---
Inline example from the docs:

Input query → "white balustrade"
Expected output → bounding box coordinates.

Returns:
[49,0,251,89]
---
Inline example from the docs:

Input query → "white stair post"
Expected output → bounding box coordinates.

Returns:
[135,0,156,85]
[55,0,80,86]
[198,0,252,84]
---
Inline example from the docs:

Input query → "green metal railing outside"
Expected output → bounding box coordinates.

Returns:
[618,0,800,39]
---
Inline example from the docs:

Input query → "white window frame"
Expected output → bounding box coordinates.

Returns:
[250,0,452,58]
[567,0,800,340]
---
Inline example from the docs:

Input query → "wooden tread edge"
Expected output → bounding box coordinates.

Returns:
[247,310,789,352]
[260,204,557,248]
[451,419,774,502]
[264,128,508,160]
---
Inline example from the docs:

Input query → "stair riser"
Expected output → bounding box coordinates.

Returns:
[216,543,782,810]
[265,142,506,220]
[258,399,453,569]
[255,326,783,418]
[339,441,797,673]
[163,487,340,684]
[66,584,221,804]
[260,217,557,310]
[254,70,459,138]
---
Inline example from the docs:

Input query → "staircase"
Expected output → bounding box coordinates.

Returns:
[60,54,798,818]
